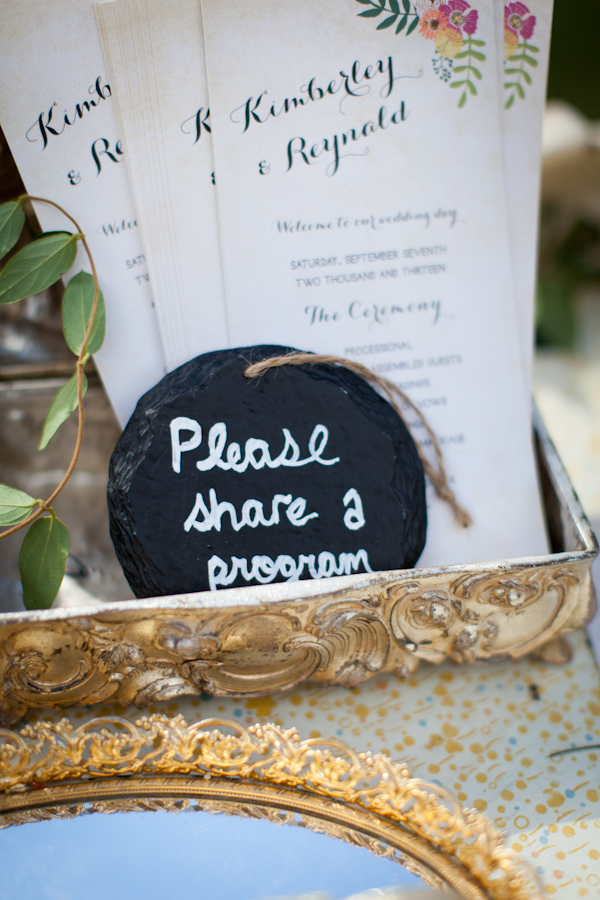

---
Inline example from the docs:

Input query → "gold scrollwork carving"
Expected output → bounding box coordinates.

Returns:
[0,548,594,725]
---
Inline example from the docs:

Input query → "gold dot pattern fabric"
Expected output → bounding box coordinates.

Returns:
[26,628,600,896]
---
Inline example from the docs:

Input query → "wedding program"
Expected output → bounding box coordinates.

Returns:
[0,0,167,425]
[200,0,549,566]
[0,0,554,577]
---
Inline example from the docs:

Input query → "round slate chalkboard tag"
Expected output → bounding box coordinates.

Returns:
[108,346,426,598]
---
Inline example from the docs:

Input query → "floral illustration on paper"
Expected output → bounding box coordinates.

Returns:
[503,2,538,108]
[354,0,486,108]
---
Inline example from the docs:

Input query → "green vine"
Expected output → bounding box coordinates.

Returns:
[504,38,539,109]
[0,196,106,610]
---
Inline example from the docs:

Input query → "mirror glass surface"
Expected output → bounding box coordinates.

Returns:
[0,804,428,900]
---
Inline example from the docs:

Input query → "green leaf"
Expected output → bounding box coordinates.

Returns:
[377,13,397,28]
[389,0,400,12]
[526,44,540,52]
[62,271,106,356]
[471,66,482,80]
[508,52,538,66]
[515,82,525,99]
[0,484,36,526]
[466,79,477,95]
[38,371,87,451]
[453,65,468,73]
[406,15,419,34]
[504,67,521,75]
[0,200,26,258]
[470,39,485,46]
[504,92,515,110]
[0,232,78,305]
[458,91,467,108]
[19,515,70,610]
[379,0,386,6]
[455,48,485,61]
[521,69,532,85]
[396,13,408,32]
[355,0,373,4]
[450,80,466,88]
[358,7,383,15]
[402,0,410,11]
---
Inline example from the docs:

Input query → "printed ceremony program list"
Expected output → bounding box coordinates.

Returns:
[201,0,548,567]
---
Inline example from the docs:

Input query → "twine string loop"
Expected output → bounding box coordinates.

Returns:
[244,351,472,528]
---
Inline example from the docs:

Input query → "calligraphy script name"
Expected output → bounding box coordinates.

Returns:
[230,57,396,134]
[26,77,111,149]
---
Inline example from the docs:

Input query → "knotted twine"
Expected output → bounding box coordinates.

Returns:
[244,351,473,528]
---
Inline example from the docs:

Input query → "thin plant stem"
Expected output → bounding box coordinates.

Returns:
[0,195,100,540]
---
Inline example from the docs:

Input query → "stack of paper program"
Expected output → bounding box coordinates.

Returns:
[0,0,554,572]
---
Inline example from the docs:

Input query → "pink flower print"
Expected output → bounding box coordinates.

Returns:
[504,1,536,40]
[440,0,479,36]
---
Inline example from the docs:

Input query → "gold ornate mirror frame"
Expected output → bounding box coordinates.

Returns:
[0,714,542,900]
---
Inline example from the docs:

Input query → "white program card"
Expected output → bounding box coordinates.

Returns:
[501,0,554,389]
[201,0,548,566]
[0,0,166,427]
[94,0,230,371]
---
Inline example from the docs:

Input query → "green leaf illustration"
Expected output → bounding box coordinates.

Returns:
[359,7,384,16]
[0,485,36,526]
[527,44,540,52]
[506,68,533,85]
[19,515,70,610]
[508,52,538,66]
[458,91,467,108]
[406,15,419,34]
[389,0,400,13]
[466,80,477,95]
[377,13,398,28]
[62,271,106,356]
[0,232,78,305]
[39,371,88,451]
[396,13,408,32]
[0,200,26,258]
[470,39,485,46]
[355,0,373,4]
[450,80,466,88]
[505,93,515,110]
[471,66,482,80]
[456,49,485,61]
[402,0,410,11]
[453,65,468,73]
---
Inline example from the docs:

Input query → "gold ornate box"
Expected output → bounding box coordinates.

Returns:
[0,407,596,726]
